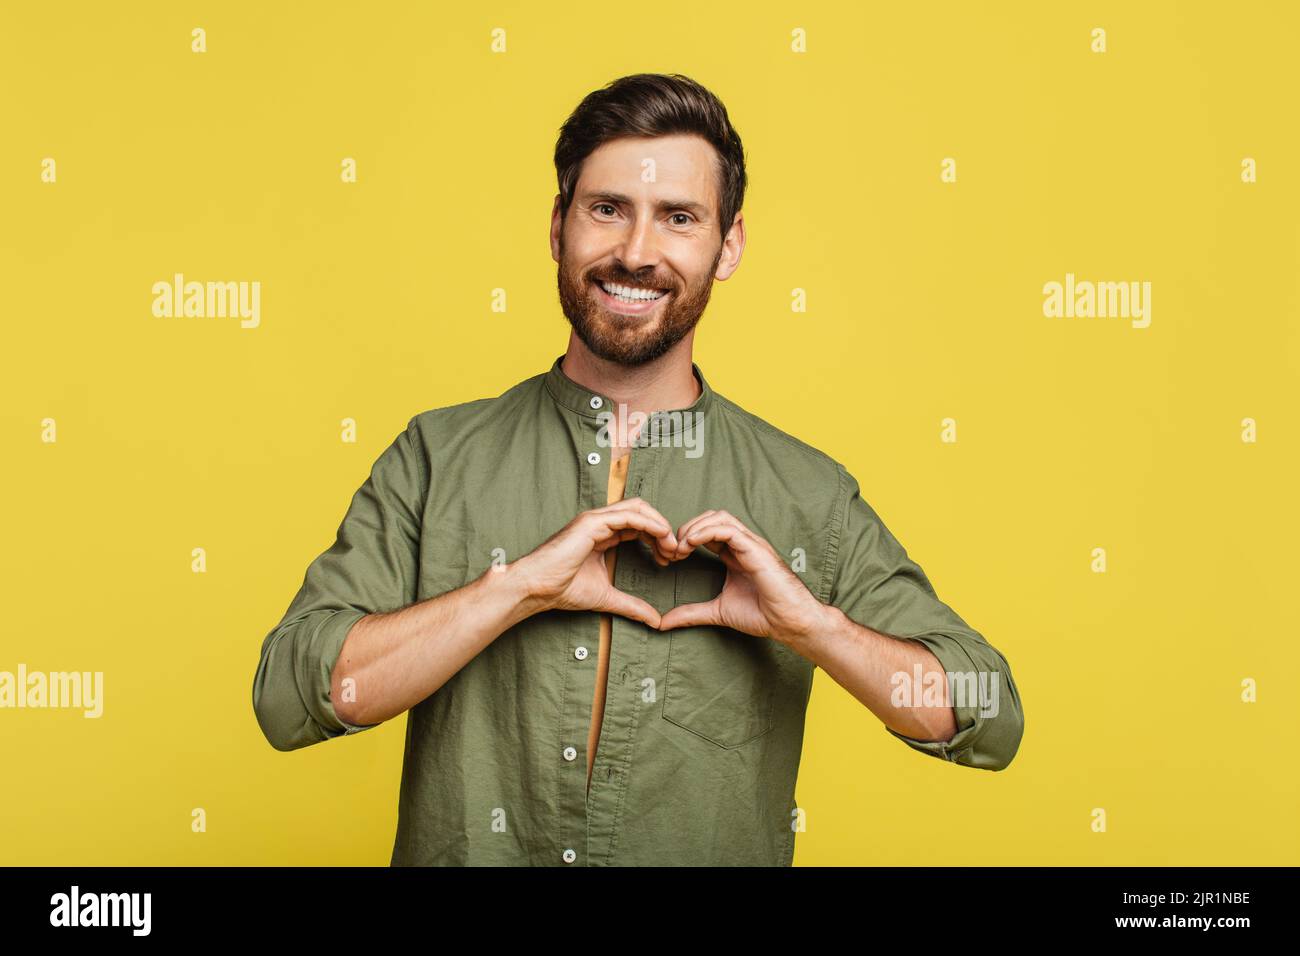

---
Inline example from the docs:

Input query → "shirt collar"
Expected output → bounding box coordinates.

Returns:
[542,354,714,435]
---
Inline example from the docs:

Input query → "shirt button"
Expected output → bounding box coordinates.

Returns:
[562,848,577,864]
[562,746,577,761]
[574,646,588,661]
[586,451,601,465]
[589,396,603,409]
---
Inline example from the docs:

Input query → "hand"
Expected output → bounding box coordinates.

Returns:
[659,510,832,647]
[513,498,680,629]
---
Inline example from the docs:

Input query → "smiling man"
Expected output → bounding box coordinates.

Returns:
[252,73,1024,866]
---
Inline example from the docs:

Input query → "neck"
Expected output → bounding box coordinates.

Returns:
[560,331,701,453]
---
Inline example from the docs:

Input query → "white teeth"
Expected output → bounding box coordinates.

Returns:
[599,280,666,302]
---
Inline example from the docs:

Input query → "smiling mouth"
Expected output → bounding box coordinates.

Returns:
[594,278,670,305]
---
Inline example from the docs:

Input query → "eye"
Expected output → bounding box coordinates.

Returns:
[595,203,617,217]
[669,213,693,226]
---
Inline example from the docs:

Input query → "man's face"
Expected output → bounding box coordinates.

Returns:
[552,134,735,366]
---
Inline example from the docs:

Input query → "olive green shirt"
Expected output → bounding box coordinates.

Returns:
[252,357,1024,866]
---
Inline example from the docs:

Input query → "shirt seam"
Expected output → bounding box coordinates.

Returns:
[818,464,850,604]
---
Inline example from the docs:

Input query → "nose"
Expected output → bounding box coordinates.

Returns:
[615,210,660,278]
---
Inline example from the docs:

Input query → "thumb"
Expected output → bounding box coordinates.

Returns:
[659,601,719,631]
[599,588,663,630]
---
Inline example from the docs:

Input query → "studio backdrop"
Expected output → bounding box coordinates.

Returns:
[1,0,1296,865]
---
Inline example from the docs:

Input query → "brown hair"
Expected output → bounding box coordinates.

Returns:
[554,73,747,236]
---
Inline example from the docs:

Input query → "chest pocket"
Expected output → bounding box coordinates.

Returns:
[418,521,469,600]
[663,549,776,749]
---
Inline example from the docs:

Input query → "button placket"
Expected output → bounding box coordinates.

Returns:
[557,409,612,868]
[580,445,662,868]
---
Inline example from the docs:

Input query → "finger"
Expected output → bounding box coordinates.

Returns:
[683,519,752,548]
[591,527,639,552]
[593,527,675,565]
[679,522,767,574]
[659,600,720,631]
[596,497,671,530]
[611,498,681,562]
[599,588,663,630]
[603,508,674,564]
[593,499,678,554]
[624,498,681,557]
[587,517,678,567]
[673,510,718,556]
[586,508,671,547]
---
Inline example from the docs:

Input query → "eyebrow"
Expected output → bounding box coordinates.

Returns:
[581,191,712,221]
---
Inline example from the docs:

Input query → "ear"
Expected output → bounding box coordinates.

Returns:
[549,194,564,264]
[714,211,745,281]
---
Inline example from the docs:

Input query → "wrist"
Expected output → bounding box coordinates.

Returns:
[782,601,844,658]
[480,557,552,625]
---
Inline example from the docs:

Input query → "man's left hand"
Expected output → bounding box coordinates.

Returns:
[658,510,832,648]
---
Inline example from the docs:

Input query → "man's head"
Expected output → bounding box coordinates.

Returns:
[551,74,747,367]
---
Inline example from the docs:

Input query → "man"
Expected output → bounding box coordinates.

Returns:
[252,73,1024,866]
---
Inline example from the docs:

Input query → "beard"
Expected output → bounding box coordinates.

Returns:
[556,234,721,367]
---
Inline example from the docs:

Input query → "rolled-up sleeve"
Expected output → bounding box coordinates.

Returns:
[827,466,1024,771]
[252,416,428,751]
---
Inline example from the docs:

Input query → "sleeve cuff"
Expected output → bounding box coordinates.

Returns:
[885,633,982,763]
[308,608,380,737]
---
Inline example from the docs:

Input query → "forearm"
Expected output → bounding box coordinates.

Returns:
[789,604,957,742]
[329,564,545,726]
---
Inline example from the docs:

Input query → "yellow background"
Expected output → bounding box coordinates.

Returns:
[1,1,1296,865]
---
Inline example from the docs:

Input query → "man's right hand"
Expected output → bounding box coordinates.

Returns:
[324,498,680,728]
[511,498,679,629]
